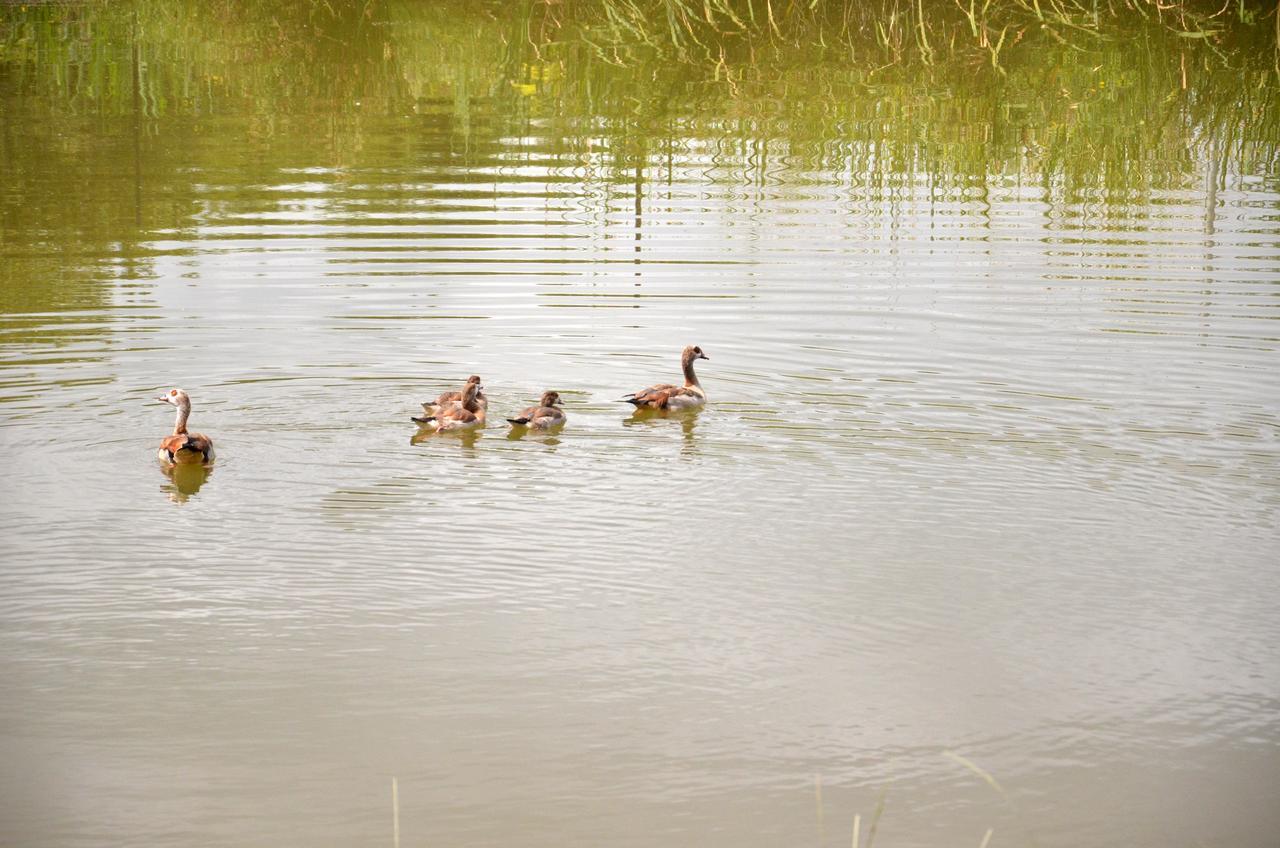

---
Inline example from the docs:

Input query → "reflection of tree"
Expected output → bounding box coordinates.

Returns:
[1,0,1275,295]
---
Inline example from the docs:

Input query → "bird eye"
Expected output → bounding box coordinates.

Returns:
[169,389,177,396]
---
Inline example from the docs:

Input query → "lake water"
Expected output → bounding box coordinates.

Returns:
[2,4,1278,847]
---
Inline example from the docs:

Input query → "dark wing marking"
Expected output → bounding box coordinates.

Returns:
[506,404,539,425]
[185,433,213,460]
[161,433,212,461]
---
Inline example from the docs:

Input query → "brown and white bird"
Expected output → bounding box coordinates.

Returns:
[620,345,710,410]
[155,388,215,465]
[506,391,566,429]
[421,378,487,433]
[413,375,487,424]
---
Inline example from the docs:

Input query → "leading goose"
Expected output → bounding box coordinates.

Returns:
[620,345,709,410]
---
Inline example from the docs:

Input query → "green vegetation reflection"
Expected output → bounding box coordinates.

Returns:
[1,0,1276,312]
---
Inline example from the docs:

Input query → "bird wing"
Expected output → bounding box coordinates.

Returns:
[185,433,213,457]
[424,390,462,411]
[440,407,477,425]
[629,386,691,409]
[160,433,212,460]
[160,434,191,454]
[532,407,565,426]
[628,383,679,407]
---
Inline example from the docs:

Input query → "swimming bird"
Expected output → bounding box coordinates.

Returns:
[155,388,215,465]
[422,378,487,433]
[413,375,487,424]
[506,391,566,429]
[620,345,710,410]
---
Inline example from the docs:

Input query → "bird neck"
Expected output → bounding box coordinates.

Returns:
[682,357,701,388]
[173,403,190,435]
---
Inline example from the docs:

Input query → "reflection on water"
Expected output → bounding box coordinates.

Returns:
[505,426,564,446]
[1,3,1279,848]
[410,426,483,451]
[160,462,213,503]
[623,406,702,454]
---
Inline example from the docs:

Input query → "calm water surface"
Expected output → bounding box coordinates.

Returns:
[2,5,1279,847]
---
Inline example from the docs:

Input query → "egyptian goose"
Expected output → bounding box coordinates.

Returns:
[420,378,486,433]
[506,391,566,429]
[621,345,710,410]
[155,388,215,465]
[412,375,487,424]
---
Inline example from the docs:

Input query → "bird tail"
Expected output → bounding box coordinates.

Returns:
[411,413,436,424]
[618,395,642,405]
[506,417,531,426]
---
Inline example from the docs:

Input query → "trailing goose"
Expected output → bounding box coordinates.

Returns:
[155,388,215,465]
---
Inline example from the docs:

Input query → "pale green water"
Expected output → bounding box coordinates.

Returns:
[2,3,1279,847]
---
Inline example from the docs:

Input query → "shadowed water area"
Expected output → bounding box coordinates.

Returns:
[2,2,1279,846]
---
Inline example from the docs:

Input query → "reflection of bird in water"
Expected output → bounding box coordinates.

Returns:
[411,427,482,450]
[155,388,215,465]
[619,404,701,458]
[412,375,486,424]
[506,427,561,446]
[620,345,709,410]
[619,404,701,440]
[680,411,698,444]
[507,391,566,430]
[161,462,212,503]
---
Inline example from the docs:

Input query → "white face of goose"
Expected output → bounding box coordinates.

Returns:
[156,388,188,405]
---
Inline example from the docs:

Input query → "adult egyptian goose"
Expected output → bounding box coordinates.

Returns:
[424,379,487,433]
[412,375,487,424]
[155,388,215,465]
[506,391,566,429]
[621,345,710,410]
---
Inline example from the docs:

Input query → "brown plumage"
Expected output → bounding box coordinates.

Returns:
[506,391,566,429]
[413,375,487,423]
[431,379,487,433]
[155,388,215,465]
[621,345,710,410]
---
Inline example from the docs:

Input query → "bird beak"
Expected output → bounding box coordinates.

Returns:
[699,353,710,361]
[155,395,169,403]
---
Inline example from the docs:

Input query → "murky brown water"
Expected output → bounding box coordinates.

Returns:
[2,4,1279,847]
